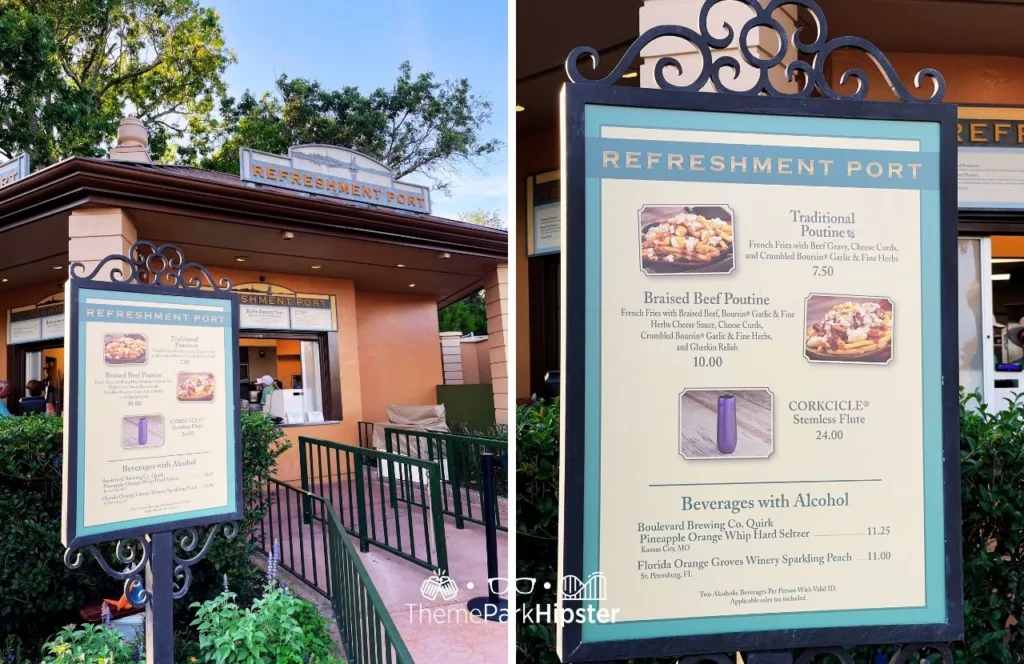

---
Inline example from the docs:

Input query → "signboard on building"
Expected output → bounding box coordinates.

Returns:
[8,293,65,344]
[958,105,1024,209]
[526,169,561,256]
[0,153,30,190]
[557,85,960,660]
[232,283,337,332]
[239,145,431,214]
[62,279,242,548]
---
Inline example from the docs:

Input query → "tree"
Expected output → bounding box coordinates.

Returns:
[0,0,234,166]
[458,208,505,230]
[184,62,502,194]
[439,291,487,336]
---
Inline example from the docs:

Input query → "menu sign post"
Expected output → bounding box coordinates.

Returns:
[557,5,961,663]
[61,242,242,663]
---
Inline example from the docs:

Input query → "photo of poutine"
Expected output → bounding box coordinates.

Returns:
[804,295,894,364]
[103,334,147,364]
[176,372,216,402]
[638,205,735,275]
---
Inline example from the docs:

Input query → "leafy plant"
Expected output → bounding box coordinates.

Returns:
[0,412,289,653]
[0,0,235,165]
[183,62,501,194]
[190,583,342,664]
[0,415,114,650]
[956,388,1024,662]
[515,399,560,664]
[176,412,291,626]
[40,623,134,664]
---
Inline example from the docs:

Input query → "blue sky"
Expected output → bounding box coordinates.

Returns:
[207,0,508,223]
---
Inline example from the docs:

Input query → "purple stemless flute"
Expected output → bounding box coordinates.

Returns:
[138,417,148,446]
[716,394,737,455]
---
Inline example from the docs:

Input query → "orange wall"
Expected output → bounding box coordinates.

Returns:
[208,266,364,483]
[354,290,443,423]
[516,128,560,399]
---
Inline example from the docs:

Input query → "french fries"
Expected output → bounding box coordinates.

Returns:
[805,301,893,358]
[641,212,733,266]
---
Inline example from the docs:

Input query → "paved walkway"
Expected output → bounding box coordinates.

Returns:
[259,477,508,663]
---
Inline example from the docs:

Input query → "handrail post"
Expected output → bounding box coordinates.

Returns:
[298,436,312,525]
[385,428,399,508]
[427,459,449,576]
[353,449,370,553]
[466,452,507,621]
[447,436,466,529]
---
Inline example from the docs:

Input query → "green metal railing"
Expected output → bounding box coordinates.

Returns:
[382,428,508,532]
[256,477,332,597]
[254,478,414,663]
[298,436,449,574]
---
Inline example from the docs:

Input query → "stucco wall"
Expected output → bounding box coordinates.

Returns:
[207,266,363,482]
[354,290,444,423]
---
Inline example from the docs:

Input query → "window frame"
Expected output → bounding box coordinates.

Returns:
[239,329,342,424]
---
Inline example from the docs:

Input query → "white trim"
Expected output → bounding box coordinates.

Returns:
[980,236,997,408]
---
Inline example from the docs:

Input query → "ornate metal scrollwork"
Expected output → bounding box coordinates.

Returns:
[64,537,152,606]
[69,240,233,292]
[566,0,945,103]
[170,522,238,599]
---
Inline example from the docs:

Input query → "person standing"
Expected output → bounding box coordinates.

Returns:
[21,380,54,415]
[255,375,277,408]
[0,380,11,419]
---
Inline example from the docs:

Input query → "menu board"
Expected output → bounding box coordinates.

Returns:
[8,297,65,344]
[958,107,1024,209]
[62,283,240,546]
[235,287,337,332]
[559,95,956,655]
[527,170,561,256]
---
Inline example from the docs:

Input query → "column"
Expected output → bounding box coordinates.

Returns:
[483,264,509,425]
[68,208,137,280]
[639,0,800,93]
[440,331,464,385]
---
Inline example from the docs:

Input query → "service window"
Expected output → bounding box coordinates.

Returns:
[239,333,339,424]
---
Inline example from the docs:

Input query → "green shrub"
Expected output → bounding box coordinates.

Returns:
[0,412,289,653]
[0,415,113,647]
[958,389,1024,662]
[191,583,342,663]
[39,623,135,664]
[515,399,560,664]
[179,412,291,619]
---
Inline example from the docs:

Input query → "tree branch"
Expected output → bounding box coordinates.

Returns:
[98,55,164,98]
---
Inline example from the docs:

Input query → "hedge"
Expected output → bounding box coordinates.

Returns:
[0,412,288,656]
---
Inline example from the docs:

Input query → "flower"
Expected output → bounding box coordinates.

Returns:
[267,539,281,584]
[222,573,229,592]
[101,603,112,629]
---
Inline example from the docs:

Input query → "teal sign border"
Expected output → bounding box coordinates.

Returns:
[67,286,241,544]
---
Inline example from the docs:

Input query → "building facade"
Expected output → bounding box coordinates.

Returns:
[0,119,509,482]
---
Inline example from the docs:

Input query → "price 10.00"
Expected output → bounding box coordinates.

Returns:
[693,356,723,368]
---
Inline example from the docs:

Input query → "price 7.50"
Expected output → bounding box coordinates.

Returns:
[813,265,835,277]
